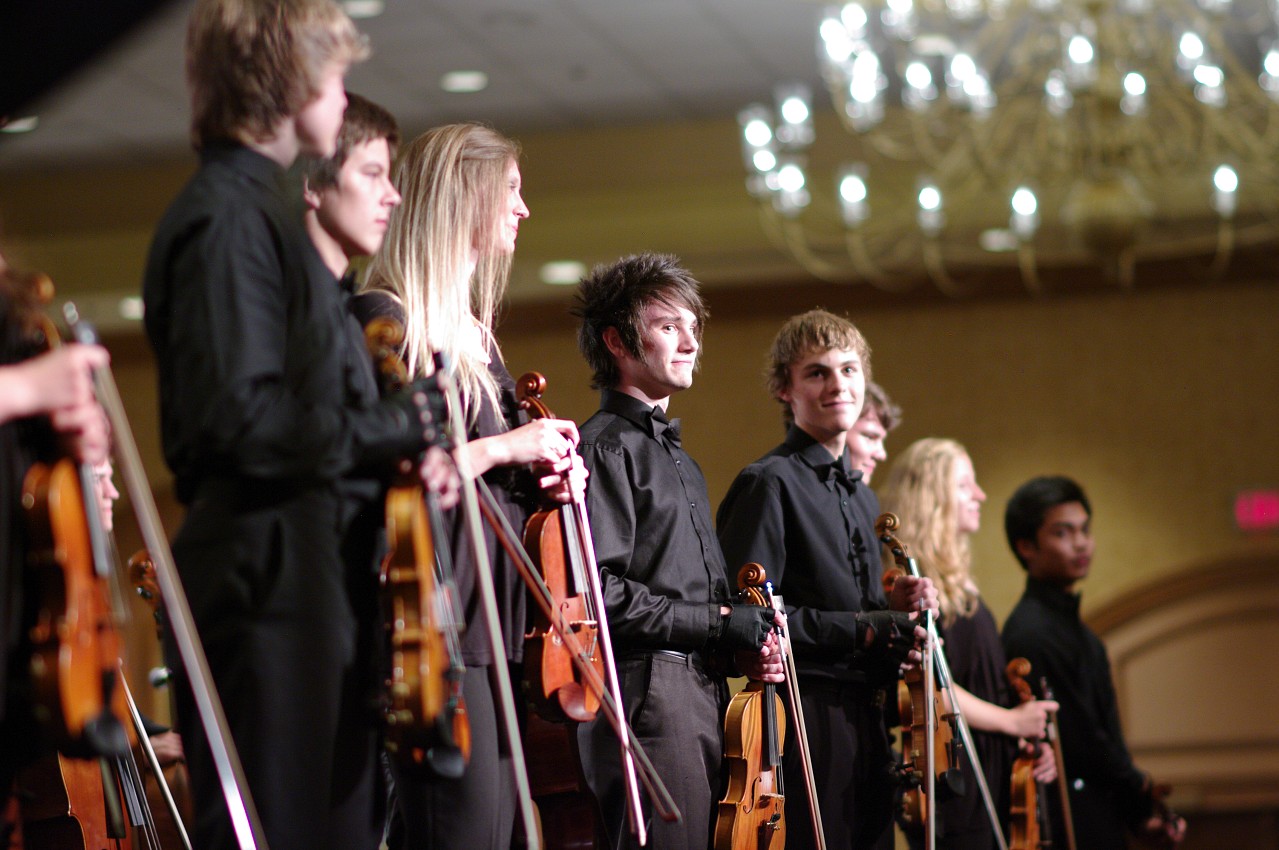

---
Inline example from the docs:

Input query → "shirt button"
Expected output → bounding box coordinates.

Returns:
[690,502,696,509]
[842,499,848,506]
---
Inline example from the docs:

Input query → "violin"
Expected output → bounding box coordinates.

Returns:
[515,372,604,724]
[713,564,785,850]
[877,514,963,850]
[19,283,129,760]
[515,372,635,847]
[60,304,267,849]
[1005,658,1052,850]
[363,318,470,778]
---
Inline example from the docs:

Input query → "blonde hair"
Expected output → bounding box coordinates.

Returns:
[766,309,872,423]
[186,0,368,148]
[878,437,979,624]
[363,123,520,423]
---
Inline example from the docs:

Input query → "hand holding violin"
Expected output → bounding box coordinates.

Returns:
[735,615,786,683]
[888,573,939,617]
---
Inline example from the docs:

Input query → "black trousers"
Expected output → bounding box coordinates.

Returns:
[168,489,382,850]
[784,678,896,850]
[388,664,516,850]
[579,651,726,850]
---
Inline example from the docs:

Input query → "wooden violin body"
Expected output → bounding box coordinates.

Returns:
[516,372,604,725]
[22,458,129,758]
[714,564,786,850]
[364,317,470,777]
[1005,658,1050,850]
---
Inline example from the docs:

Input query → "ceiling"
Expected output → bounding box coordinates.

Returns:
[0,0,826,170]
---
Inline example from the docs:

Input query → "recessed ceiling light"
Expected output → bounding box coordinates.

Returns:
[1,116,39,134]
[118,296,145,321]
[540,261,587,285]
[440,71,489,94]
[342,0,384,19]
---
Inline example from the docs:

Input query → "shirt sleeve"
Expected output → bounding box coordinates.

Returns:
[717,467,862,651]
[580,440,717,651]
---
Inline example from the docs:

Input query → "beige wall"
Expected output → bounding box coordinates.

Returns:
[498,279,1279,625]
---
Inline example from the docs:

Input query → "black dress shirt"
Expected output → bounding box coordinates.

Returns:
[1002,576,1150,847]
[578,389,729,652]
[143,142,419,508]
[717,424,888,683]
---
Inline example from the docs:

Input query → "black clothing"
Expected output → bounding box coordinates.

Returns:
[143,141,423,850]
[717,424,889,684]
[717,424,895,850]
[1002,577,1152,850]
[350,290,535,666]
[350,290,538,849]
[580,390,731,652]
[576,389,733,850]
[911,600,1014,850]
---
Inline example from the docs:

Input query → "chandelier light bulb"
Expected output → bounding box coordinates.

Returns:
[1214,165,1238,194]
[840,3,869,37]
[905,61,933,91]
[918,184,942,211]
[1012,187,1038,217]
[753,150,778,173]
[950,52,977,82]
[1067,35,1094,66]
[781,96,810,126]
[1123,72,1147,96]
[1213,164,1238,217]
[778,163,807,193]
[840,173,868,204]
[1179,32,1205,62]
[744,118,773,148]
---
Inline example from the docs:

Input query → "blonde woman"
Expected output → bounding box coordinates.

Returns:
[357,123,583,850]
[879,438,1057,850]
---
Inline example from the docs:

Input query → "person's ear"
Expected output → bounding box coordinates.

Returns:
[602,326,627,360]
[301,176,322,212]
[1014,538,1036,564]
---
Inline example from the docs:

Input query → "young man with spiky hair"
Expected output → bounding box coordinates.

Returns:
[143,3,439,847]
[717,309,936,850]
[572,253,782,850]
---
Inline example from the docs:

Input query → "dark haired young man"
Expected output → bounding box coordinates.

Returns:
[846,380,900,486]
[1002,476,1185,850]
[302,92,402,281]
[716,309,934,850]
[572,253,782,850]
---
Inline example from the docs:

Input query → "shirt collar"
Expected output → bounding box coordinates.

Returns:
[783,423,861,486]
[200,140,286,190]
[600,388,667,440]
[1024,575,1082,617]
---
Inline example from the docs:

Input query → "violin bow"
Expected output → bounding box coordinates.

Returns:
[434,358,541,850]
[878,514,1008,850]
[473,478,682,825]
[64,304,268,850]
[768,589,827,850]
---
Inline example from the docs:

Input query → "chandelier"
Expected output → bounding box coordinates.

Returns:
[739,0,1279,294]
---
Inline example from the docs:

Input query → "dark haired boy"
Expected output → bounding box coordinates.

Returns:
[572,252,782,850]
[1001,476,1185,850]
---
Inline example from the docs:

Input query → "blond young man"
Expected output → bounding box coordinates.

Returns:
[142,3,437,847]
[717,309,936,850]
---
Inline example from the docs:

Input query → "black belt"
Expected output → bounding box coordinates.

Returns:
[620,648,710,670]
